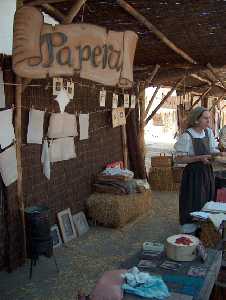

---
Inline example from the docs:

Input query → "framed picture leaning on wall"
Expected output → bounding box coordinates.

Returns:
[72,211,89,236]
[50,224,62,248]
[57,208,77,243]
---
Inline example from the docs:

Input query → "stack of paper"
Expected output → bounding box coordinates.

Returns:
[202,201,226,213]
[190,211,210,220]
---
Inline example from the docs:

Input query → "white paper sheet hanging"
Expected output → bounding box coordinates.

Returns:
[0,70,5,108]
[49,137,76,162]
[79,114,89,140]
[0,145,17,186]
[54,88,70,113]
[41,140,50,179]
[27,109,45,144]
[0,109,15,149]
[48,112,78,138]
[112,93,118,108]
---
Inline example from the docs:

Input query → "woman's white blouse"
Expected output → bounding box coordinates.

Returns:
[174,127,219,155]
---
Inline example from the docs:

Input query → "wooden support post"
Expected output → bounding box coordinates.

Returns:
[64,0,87,24]
[144,86,160,119]
[15,76,26,259]
[189,86,212,110]
[145,64,160,88]
[117,0,197,64]
[22,78,32,93]
[145,77,185,126]
[139,83,146,171]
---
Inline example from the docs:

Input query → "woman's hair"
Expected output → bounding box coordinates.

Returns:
[186,106,208,128]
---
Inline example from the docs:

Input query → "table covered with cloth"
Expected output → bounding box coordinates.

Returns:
[121,248,221,300]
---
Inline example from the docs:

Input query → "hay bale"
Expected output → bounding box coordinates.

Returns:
[86,191,152,228]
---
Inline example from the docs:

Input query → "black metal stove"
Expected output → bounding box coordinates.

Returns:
[24,205,58,278]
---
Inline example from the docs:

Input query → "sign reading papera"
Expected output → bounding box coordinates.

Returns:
[12,6,138,88]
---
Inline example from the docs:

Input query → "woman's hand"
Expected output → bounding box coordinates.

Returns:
[219,152,226,157]
[199,155,212,164]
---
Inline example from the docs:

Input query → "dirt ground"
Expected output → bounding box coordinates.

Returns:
[0,191,180,300]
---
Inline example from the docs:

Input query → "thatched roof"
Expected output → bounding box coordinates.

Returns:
[21,1,226,94]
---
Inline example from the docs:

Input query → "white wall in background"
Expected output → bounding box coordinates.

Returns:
[0,1,58,55]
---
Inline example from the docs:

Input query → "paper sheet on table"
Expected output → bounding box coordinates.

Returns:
[0,109,15,149]
[0,70,5,108]
[202,201,226,213]
[0,145,17,186]
[27,109,44,144]
[49,137,76,162]
[79,114,89,140]
[190,211,210,220]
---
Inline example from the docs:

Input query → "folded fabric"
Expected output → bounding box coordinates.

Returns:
[0,69,5,108]
[79,113,89,140]
[0,145,17,186]
[122,267,170,299]
[0,108,15,149]
[48,112,78,138]
[208,213,226,230]
[41,140,50,179]
[27,109,44,144]
[49,137,76,162]
[90,269,127,300]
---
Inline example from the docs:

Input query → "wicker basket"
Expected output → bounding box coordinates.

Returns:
[149,167,180,191]
[151,154,173,168]
[200,221,222,248]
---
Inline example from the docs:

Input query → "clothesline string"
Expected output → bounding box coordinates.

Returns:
[0,81,137,95]
[9,105,113,115]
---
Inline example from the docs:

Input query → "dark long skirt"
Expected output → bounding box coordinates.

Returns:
[179,162,215,225]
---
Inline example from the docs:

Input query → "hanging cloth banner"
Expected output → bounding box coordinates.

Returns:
[12,6,138,88]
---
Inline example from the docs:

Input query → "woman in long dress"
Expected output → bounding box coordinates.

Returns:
[174,106,223,225]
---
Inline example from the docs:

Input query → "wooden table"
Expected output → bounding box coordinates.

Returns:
[122,249,222,300]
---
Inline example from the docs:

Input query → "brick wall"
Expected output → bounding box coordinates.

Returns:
[0,58,124,270]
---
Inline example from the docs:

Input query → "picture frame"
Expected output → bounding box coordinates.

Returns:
[57,208,77,243]
[72,211,89,236]
[53,77,63,95]
[50,224,62,248]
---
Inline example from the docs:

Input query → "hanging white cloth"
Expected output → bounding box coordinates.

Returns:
[0,109,15,149]
[0,69,5,108]
[49,137,76,162]
[54,88,70,113]
[0,145,17,186]
[27,109,45,144]
[48,112,78,138]
[41,139,50,180]
[79,113,89,140]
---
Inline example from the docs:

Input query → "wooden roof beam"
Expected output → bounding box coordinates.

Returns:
[145,64,160,88]
[145,76,185,126]
[64,0,87,24]
[144,86,160,119]
[210,95,225,111]
[41,3,66,23]
[117,0,197,65]
[27,0,70,5]
[207,63,226,89]
[190,73,212,85]
[189,86,213,110]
